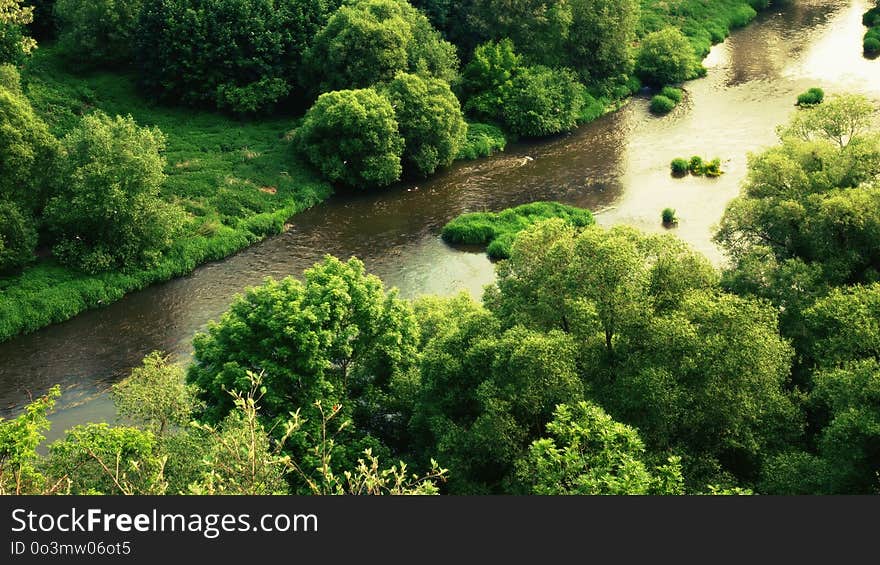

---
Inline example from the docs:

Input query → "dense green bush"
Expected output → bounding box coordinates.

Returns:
[671,158,689,176]
[660,86,683,103]
[0,84,59,213]
[636,28,697,87]
[44,113,185,273]
[303,0,457,95]
[688,155,703,174]
[456,122,507,160]
[0,62,20,91]
[297,88,404,189]
[0,199,37,273]
[55,0,143,67]
[137,0,336,113]
[865,36,880,55]
[442,201,594,259]
[796,87,825,106]
[650,94,675,115]
[0,0,36,65]
[502,66,585,137]
[661,207,677,225]
[382,73,467,178]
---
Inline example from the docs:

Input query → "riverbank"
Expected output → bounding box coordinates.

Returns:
[0,0,771,344]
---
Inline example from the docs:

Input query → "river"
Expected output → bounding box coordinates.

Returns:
[1,0,878,439]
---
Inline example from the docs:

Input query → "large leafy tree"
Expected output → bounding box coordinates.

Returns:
[55,0,143,67]
[303,0,458,95]
[188,256,419,490]
[635,27,697,86]
[0,83,59,213]
[567,0,638,83]
[137,0,337,113]
[0,199,37,273]
[381,72,466,178]
[44,112,185,273]
[297,88,404,189]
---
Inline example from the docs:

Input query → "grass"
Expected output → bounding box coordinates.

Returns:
[441,202,594,260]
[0,46,334,342]
[457,122,507,160]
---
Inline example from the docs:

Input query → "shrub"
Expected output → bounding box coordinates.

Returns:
[381,73,467,178]
[44,113,186,273]
[297,88,404,188]
[0,62,20,91]
[650,94,676,114]
[660,86,683,103]
[671,158,689,176]
[55,0,143,67]
[636,28,697,87]
[137,0,334,113]
[661,207,678,225]
[303,0,457,95]
[0,0,36,65]
[0,199,37,273]
[865,36,880,55]
[796,87,825,106]
[703,158,723,177]
[456,122,506,160]
[502,65,585,137]
[442,201,595,259]
[689,155,704,174]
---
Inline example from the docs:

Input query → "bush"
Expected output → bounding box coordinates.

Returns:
[297,88,404,189]
[0,199,37,273]
[671,158,689,176]
[796,87,825,106]
[636,28,697,87]
[0,62,20,91]
[382,73,467,178]
[661,207,678,225]
[456,122,506,160]
[502,66,585,137]
[303,0,457,95]
[442,201,595,259]
[703,158,723,177]
[688,155,704,174]
[137,0,334,113]
[0,85,60,213]
[0,0,36,65]
[44,113,186,273]
[660,86,683,103]
[650,94,676,114]
[865,36,880,55]
[55,0,143,67]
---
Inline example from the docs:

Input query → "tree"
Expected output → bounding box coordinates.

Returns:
[55,0,143,67]
[112,352,203,436]
[462,0,571,67]
[188,256,419,491]
[137,0,337,113]
[296,88,404,188]
[458,38,522,122]
[780,94,875,148]
[502,65,585,137]
[382,73,466,178]
[520,402,684,495]
[44,112,185,274]
[636,27,696,86]
[0,84,59,213]
[803,284,880,369]
[303,0,458,95]
[0,0,36,64]
[567,0,639,83]
[0,199,37,273]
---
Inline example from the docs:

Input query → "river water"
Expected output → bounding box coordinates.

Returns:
[1,0,878,439]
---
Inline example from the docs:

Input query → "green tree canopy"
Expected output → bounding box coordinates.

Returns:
[303,0,457,95]
[382,72,466,178]
[55,0,143,67]
[636,27,697,86]
[297,88,404,188]
[44,112,185,273]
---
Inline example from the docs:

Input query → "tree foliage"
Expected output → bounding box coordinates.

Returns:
[381,72,466,178]
[303,0,457,95]
[55,0,143,67]
[297,88,404,188]
[44,112,185,273]
[636,27,697,86]
[0,0,36,64]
